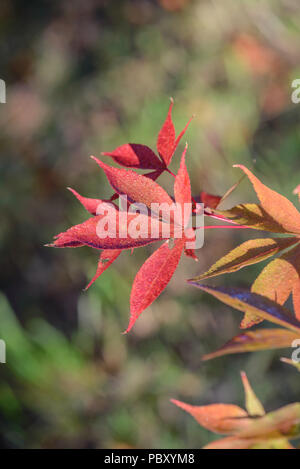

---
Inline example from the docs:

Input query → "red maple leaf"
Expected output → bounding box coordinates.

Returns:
[126,147,194,333]
[102,98,193,173]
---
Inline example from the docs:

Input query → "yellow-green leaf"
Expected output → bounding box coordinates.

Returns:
[237,403,300,440]
[214,204,295,233]
[190,237,299,282]
[202,329,300,361]
[241,371,265,417]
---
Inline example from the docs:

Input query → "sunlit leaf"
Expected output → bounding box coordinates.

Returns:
[67,187,114,216]
[177,372,299,449]
[102,143,164,170]
[50,211,172,250]
[241,371,265,417]
[157,99,176,166]
[157,99,193,166]
[202,329,300,361]
[242,242,300,328]
[171,399,249,434]
[174,146,190,208]
[188,283,300,333]
[84,250,121,290]
[233,165,300,235]
[237,403,300,440]
[91,157,174,220]
[126,238,185,333]
[190,237,299,282]
[174,145,191,224]
[215,203,295,233]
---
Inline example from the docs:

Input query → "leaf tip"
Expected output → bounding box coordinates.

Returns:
[67,186,77,196]
[201,353,211,361]
[90,154,100,163]
[170,398,185,409]
[293,185,300,194]
[170,399,194,415]
[232,164,251,178]
[187,279,203,287]
[91,155,106,170]
[170,398,179,406]
[122,319,134,334]
[186,278,195,284]
[83,282,91,292]
[280,357,295,366]
[240,370,247,382]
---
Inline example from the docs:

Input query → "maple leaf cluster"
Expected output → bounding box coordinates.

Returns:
[48,100,300,449]
[171,151,300,450]
[48,101,220,333]
[189,164,300,360]
[172,371,300,449]
[49,100,300,343]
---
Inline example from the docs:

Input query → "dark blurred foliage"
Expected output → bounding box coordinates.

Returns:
[0,0,300,448]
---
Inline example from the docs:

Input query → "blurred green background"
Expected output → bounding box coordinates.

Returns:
[0,0,300,448]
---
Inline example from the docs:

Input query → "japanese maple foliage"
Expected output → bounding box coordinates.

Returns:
[49,102,220,332]
[49,101,300,450]
[172,372,300,449]
[189,166,300,360]
[50,154,190,332]
[103,99,193,172]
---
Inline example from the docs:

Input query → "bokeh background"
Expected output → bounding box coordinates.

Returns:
[0,0,300,449]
